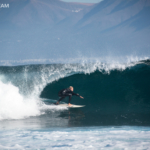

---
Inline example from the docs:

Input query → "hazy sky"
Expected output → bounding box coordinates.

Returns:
[62,0,103,3]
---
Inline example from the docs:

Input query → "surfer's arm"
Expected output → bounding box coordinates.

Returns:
[75,93,84,98]
[71,92,80,96]
[71,92,84,99]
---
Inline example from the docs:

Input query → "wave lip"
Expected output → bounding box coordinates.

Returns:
[0,55,149,66]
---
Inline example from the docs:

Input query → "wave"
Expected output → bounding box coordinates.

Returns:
[0,55,149,66]
[0,58,150,125]
[40,60,150,125]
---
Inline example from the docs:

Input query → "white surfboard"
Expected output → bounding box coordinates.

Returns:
[58,104,85,108]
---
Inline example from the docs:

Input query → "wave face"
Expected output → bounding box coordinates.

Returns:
[0,59,150,126]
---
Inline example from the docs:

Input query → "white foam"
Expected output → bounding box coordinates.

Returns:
[0,80,67,120]
[0,127,150,149]
[0,80,41,120]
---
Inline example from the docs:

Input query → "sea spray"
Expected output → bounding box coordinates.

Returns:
[0,79,67,120]
[0,80,40,120]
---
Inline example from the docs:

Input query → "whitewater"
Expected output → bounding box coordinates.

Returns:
[0,56,150,149]
[0,127,150,149]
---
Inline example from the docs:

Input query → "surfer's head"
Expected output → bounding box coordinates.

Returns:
[69,86,73,91]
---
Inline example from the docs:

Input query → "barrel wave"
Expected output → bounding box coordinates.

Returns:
[0,59,150,126]
[41,60,150,126]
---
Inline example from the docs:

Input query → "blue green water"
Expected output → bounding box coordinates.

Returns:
[0,59,150,149]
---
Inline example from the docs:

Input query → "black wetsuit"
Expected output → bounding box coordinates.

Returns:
[58,88,80,103]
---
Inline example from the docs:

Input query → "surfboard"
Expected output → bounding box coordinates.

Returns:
[58,104,85,108]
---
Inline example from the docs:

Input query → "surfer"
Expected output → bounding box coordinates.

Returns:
[56,86,84,106]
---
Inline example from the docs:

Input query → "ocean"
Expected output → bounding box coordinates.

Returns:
[0,58,150,149]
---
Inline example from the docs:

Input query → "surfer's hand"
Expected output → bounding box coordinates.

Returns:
[80,96,84,99]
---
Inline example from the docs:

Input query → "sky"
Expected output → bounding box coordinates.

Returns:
[61,0,103,3]
[0,0,150,65]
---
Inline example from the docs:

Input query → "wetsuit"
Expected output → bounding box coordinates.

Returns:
[58,88,80,103]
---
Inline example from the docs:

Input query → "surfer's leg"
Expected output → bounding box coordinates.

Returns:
[68,94,72,104]
[58,96,65,102]
[56,96,66,104]
[68,94,72,106]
